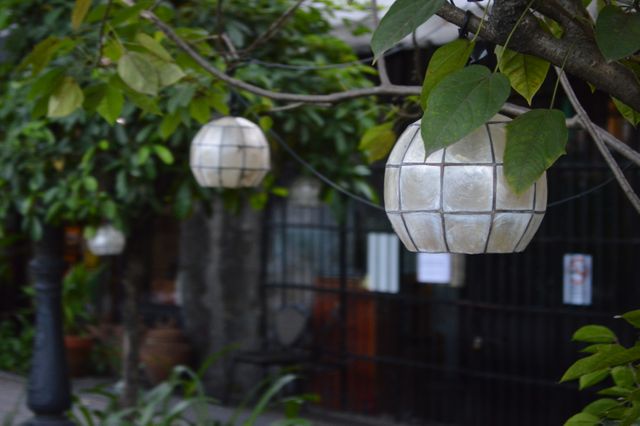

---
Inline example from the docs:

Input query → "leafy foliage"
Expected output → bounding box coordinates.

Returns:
[0,310,34,375]
[374,0,640,193]
[561,311,640,426]
[0,0,384,240]
[72,363,313,426]
[61,264,103,335]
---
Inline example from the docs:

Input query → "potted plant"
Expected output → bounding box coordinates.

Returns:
[61,263,102,377]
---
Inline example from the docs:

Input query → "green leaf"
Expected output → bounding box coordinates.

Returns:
[20,36,65,76]
[159,112,182,140]
[573,325,617,343]
[207,91,229,115]
[612,98,640,127]
[259,116,273,132]
[48,76,84,118]
[97,87,124,125]
[135,33,172,62]
[174,182,192,219]
[504,109,567,193]
[581,343,614,354]
[612,365,635,388]
[71,0,92,30]
[83,176,98,192]
[137,146,151,165]
[189,97,211,124]
[598,386,632,397]
[28,67,65,101]
[420,39,475,110]
[561,345,624,382]
[421,65,510,155]
[579,369,610,390]
[358,122,396,163]
[152,145,174,165]
[621,310,640,328]
[157,62,185,87]
[621,403,640,426]
[495,46,550,105]
[595,5,640,61]
[117,52,159,96]
[563,412,600,426]
[371,0,445,60]
[144,53,185,87]
[583,398,621,416]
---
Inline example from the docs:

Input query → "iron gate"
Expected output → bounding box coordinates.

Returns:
[261,128,640,425]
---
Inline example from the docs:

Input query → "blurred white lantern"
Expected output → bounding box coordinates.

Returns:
[384,114,547,254]
[86,224,126,256]
[190,117,270,188]
[289,176,322,207]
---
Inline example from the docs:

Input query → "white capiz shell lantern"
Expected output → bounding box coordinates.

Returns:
[190,117,270,188]
[86,224,126,256]
[384,114,547,254]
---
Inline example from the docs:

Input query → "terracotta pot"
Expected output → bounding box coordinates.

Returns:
[140,326,192,384]
[64,335,94,377]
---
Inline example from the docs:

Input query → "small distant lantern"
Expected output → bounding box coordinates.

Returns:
[384,114,547,254]
[289,176,322,207]
[190,117,271,188]
[86,224,126,256]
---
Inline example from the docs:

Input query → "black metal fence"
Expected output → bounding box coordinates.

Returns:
[261,126,640,425]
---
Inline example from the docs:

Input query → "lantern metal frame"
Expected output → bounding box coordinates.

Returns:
[384,116,547,254]
[190,117,271,188]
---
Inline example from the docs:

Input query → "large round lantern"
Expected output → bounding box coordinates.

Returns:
[384,114,547,254]
[190,117,270,188]
[86,224,126,256]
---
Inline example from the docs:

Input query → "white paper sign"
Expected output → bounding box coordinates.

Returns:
[417,253,452,284]
[563,254,592,306]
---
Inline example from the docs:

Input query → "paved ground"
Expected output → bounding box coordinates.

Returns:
[0,372,409,426]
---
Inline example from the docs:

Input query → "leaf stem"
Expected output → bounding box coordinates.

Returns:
[550,42,574,109]
[470,5,488,44]
[493,0,536,73]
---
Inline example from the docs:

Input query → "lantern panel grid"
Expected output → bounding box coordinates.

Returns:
[384,115,547,254]
[190,117,270,188]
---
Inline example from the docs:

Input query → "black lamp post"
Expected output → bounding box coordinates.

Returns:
[23,225,74,426]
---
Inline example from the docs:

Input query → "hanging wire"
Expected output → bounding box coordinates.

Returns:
[235,46,403,72]
[232,91,385,210]
[547,162,634,208]
[230,92,634,212]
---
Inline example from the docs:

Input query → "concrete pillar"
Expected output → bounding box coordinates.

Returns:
[177,197,263,395]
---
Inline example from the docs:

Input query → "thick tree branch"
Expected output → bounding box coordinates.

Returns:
[437,2,640,111]
[558,68,640,214]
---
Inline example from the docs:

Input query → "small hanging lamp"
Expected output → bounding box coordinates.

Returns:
[86,224,126,256]
[384,114,547,254]
[190,117,271,188]
[289,176,322,207]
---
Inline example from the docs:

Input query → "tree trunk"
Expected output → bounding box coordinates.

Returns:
[119,219,151,408]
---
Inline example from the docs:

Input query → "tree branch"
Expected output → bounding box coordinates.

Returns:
[128,2,419,103]
[121,1,640,170]
[437,2,640,111]
[557,68,640,214]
